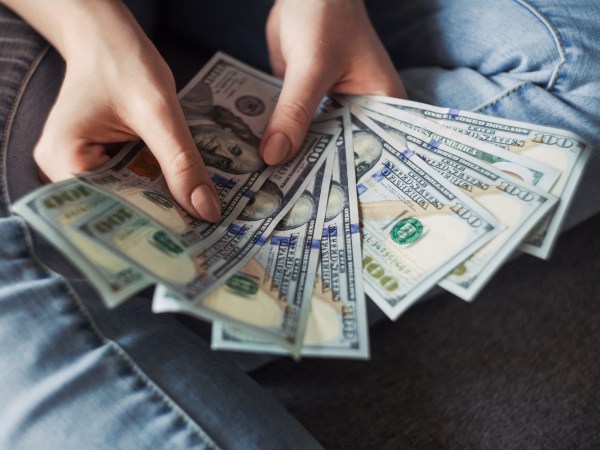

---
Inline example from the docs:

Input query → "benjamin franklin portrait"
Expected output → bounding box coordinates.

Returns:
[325,181,347,222]
[353,131,382,180]
[239,180,284,221]
[189,105,265,175]
[276,191,316,231]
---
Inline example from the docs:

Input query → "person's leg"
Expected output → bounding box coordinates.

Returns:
[366,0,600,230]
[0,5,321,449]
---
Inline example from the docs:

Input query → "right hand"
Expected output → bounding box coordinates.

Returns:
[32,1,221,222]
[260,0,406,166]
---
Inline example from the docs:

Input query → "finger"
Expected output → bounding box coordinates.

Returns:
[337,31,407,99]
[34,128,111,182]
[260,60,338,165]
[332,67,407,100]
[133,96,221,222]
[34,84,136,181]
[341,57,407,99]
[265,2,285,78]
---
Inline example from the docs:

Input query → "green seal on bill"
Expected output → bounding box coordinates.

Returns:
[150,230,184,256]
[390,218,423,245]
[226,274,259,297]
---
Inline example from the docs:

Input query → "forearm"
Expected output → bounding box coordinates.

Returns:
[0,0,143,60]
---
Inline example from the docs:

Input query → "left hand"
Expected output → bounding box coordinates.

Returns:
[260,0,407,165]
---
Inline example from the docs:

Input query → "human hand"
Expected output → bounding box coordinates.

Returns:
[261,0,406,165]
[31,1,221,222]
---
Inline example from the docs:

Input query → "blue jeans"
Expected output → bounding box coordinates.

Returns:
[0,7,322,450]
[0,1,598,448]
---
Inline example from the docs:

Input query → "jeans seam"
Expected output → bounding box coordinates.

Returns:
[472,81,528,113]
[474,1,567,114]
[512,0,567,91]
[14,215,221,450]
[0,43,49,217]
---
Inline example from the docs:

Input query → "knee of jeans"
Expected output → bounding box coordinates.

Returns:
[502,2,600,128]
[467,0,600,106]
[381,0,568,92]
[459,0,567,91]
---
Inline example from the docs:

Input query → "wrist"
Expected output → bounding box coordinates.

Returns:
[2,0,145,62]
[57,1,145,62]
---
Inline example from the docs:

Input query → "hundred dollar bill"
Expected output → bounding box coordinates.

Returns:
[77,52,292,250]
[349,110,502,320]
[360,107,558,300]
[359,96,592,259]
[12,180,151,307]
[76,119,339,322]
[213,110,369,358]
[342,96,561,192]
[206,153,334,357]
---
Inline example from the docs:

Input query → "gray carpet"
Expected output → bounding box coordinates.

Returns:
[251,212,600,449]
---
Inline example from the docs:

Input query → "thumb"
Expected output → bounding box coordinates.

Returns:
[135,98,221,222]
[261,62,336,165]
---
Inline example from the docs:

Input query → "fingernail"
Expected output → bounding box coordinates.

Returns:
[191,184,221,222]
[263,132,291,165]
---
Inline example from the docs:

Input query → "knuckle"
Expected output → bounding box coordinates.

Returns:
[33,141,72,181]
[33,135,62,170]
[278,101,311,128]
[32,143,50,167]
[168,147,203,177]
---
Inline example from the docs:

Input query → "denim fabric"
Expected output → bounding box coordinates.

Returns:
[1,1,599,448]
[369,0,600,230]
[0,5,322,450]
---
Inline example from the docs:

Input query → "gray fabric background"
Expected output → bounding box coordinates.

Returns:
[252,211,600,449]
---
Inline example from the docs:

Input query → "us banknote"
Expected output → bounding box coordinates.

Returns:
[349,109,502,320]
[77,52,293,250]
[360,107,558,300]
[213,110,370,359]
[358,96,591,259]
[342,96,561,193]
[202,153,334,357]
[12,180,151,307]
[74,119,340,317]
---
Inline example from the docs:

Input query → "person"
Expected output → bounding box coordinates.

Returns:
[0,0,404,226]
[0,0,598,449]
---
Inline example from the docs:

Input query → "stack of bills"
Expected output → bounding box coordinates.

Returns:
[13,53,591,360]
